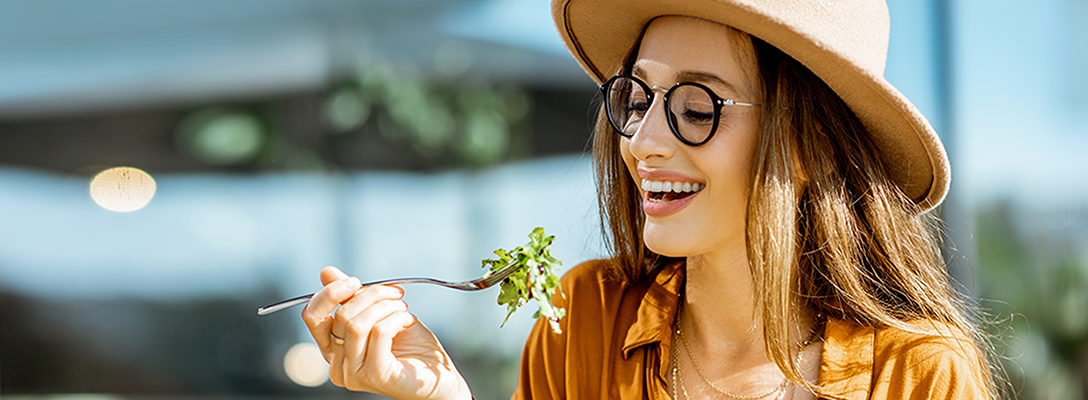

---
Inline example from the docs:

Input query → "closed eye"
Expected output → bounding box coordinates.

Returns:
[627,100,650,115]
[681,108,714,124]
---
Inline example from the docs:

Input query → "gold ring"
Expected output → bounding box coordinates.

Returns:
[331,333,345,345]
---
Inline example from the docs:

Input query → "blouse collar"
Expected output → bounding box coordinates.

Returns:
[618,259,876,400]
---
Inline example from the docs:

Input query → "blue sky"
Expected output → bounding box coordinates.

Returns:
[952,0,1088,206]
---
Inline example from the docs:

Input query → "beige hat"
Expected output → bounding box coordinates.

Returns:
[552,0,950,211]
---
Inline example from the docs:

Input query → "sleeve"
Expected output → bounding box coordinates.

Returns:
[511,313,569,400]
[511,262,579,400]
[510,259,622,400]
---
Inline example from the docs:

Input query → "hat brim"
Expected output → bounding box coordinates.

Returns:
[553,0,950,212]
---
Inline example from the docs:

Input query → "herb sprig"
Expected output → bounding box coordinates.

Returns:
[481,227,566,334]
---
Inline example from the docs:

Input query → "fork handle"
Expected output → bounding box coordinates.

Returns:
[256,277,459,316]
[257,293,315,316]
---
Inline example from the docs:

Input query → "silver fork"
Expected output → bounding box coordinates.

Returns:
[256,263,521,316]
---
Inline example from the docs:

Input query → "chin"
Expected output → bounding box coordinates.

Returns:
[642,224,700,258]
[646,244,689,258]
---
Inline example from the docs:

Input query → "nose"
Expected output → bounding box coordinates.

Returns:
[627,87,676,162]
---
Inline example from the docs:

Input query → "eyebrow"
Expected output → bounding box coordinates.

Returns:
[631,65,740,95]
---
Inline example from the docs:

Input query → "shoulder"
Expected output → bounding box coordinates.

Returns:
[557,258,625,296]
[869,320,987,398]
[872,319,980,368]
[822,318,989,399]
[550,258,638,321]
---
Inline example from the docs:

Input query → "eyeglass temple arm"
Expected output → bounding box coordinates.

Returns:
[722,99,760,107]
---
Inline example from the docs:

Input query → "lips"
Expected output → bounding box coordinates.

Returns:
[637,169,705,217]
[642,179,704,202]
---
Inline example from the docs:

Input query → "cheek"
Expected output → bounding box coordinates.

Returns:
[704,128,758,181]
[728,120,761,178]
[697,123,760,217]
[620,139,639,182]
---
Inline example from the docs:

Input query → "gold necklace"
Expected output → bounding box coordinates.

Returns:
[672,334,690,400]
[671,309,821,399]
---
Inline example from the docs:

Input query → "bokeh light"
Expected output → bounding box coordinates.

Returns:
[284,342,328,387]
[175,108,265,166]
[323,86,371,133]
[461,109,509,165]
[88,166,157,212]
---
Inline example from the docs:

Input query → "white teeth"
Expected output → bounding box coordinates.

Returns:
[640,180,703,193]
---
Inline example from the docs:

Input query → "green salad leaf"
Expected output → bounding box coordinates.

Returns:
[481,227,566,334]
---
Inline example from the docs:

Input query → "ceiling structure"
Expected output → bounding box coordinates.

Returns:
[0,0,591,119]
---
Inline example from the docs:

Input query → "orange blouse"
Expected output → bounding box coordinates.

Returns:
[512,259,985,400]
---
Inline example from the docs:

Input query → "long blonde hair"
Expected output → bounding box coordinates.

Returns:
[592,30,998,397]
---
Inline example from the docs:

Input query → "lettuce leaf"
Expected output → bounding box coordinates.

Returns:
[481,227,566,334]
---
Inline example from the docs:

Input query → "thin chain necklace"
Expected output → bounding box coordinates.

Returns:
[672,335,692,400]
[670,304,821,400]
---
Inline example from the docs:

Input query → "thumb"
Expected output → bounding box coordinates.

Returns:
[320,266,350,286]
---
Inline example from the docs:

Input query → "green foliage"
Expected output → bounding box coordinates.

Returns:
[349,63,530,166]
[976,200,1088,399]
[481,227,566,334]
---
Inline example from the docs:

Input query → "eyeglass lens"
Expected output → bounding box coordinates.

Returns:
[604,76,717,145]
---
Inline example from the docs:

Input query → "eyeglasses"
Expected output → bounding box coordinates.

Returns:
[600,74,760,146]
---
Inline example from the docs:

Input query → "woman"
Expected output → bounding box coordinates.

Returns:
[301,0,1000,399]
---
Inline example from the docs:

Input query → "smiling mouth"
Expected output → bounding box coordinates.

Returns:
[641,179,704,203]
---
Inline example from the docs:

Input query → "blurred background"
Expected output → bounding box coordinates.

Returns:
[0,0,1084,399]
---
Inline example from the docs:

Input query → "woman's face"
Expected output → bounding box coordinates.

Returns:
[621,16,762,259]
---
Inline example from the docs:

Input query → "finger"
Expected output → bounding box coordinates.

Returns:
[305,275,363,325]
[333,284,405,332]
[362,309,416,380]
[329,285,403,384]
[302,276,361,349]
[341,298,409,377]
[328,347,346,388]
[326,347,352,386]
[320,266,349,286]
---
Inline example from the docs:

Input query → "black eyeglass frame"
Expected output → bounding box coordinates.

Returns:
[599,74,761,146]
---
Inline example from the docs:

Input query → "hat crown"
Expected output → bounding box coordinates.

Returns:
[735,0,890,74]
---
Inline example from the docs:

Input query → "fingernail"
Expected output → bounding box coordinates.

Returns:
[344,277,361,288]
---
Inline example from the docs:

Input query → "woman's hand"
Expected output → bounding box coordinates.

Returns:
[301,266,472,400]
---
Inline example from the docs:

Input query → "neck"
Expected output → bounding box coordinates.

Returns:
[683,247,762,356]
[674,243,821,400]
[681,245,815,359]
